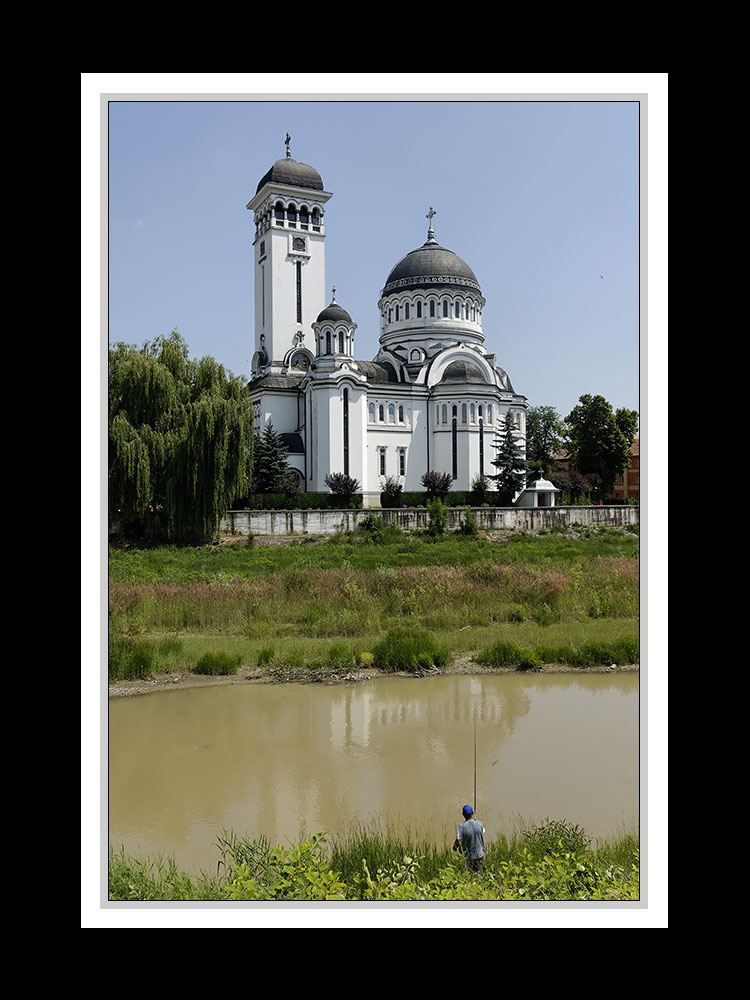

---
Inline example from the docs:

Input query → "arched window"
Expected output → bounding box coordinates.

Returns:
[287,203,297,226]
[487,405,493,424]
[443,301,449,317]
[395,305,400,321]
[405,303,410,319]
[430,301,435,318]
[417,302,422,318]
[299,205,309,229]
[311,208,321,231]
[388,309,392,323]
[470,404,476,424]
[478,405,483,420]
[275,201,284,222]
[441,404,447,424]
[462,404,467,424]
[398,405,404,423]
[455,302,460,318]
[326,331,331,354]
[369,403,376,423]
[338,330,344,353]
[388,403,396,424]
[379,404,385,422]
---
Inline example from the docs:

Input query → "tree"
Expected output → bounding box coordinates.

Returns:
[489,413,527,501]
[421,470,453,497]
[252,423,298,494]
[525,405,565,477]
[564,394,638,500]
[324,472,361,500]
[109,331,253,544]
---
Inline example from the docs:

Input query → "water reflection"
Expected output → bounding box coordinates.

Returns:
[109,673,638,873]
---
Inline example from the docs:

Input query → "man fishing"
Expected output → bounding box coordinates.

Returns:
[453,804,485,871]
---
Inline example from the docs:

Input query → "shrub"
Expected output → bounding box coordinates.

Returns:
[324,473,361,500]
[523,818,591,857]
[426,498,449,536]
[457,506,478,537]
[474,640,524,667]
[372,627,450,673]
[380,475,403,508]
[193,651,241,675]
[256,646,275,667]
[421,470,453,497]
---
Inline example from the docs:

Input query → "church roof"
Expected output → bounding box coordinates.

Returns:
[256,157,324,194]
[382,239,481,296]
[247,373,302,391]
[439,359,489,384]
[355,361,400,383]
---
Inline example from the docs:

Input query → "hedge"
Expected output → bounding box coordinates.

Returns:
[231,493,363,511]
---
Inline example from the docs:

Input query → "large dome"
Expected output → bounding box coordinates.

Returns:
[382,239,482,297]
[255,157,324,194]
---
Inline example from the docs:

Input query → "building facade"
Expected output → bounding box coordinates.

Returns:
[246,141,528,503]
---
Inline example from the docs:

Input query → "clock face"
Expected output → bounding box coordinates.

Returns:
[291,351,310,372]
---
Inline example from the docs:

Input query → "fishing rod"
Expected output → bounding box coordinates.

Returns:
[474,720,477,816]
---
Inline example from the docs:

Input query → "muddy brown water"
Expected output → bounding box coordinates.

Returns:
[109,673,638,873]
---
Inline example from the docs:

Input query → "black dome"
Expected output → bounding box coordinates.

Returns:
[256,157,324,194]
[382,240,481,296]
[439,360,488,384]
[316,302,352,324]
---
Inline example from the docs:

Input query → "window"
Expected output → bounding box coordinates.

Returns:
[470,404,475,424]
[487,405,493,424]
[343,388,349,475]
[455,302,460,318]
[275,201,284,222]
[398,448,406,477]
[441,404,447,424]
[312,208,321,231]
[430,301,435,317]
[296,261,302,323]
[379,404,385,422]
[339,330,344,353]
[443,301,449,317]
[405,303,410,319]
[259,240,265,257]
[462,404,467,424]
[388,403,395,424]
[388,309,392,323]
[299,205,309,229]
[326,331,331,354]
[369,403,376,423]
[417,302,422,318]
[478,405,483,420]
[287,203,297,226]
[398,405,404,423]
[378,448,386,477]
[395,305,400,321]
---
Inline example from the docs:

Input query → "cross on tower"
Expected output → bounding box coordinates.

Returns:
[426,206,437,240]
[285,133,291,158]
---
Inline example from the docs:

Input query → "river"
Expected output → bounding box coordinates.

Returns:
[109,672,638,874]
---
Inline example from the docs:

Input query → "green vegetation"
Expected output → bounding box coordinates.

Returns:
[108,823,639,901]
[108,525,639,677]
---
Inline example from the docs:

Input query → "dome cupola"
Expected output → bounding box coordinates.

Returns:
[378,207,486,351]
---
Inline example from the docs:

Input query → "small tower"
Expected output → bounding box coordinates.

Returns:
[311,287,357,366]
[246,136,332,376]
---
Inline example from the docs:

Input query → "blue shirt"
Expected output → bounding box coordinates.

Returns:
[457,818,485,859]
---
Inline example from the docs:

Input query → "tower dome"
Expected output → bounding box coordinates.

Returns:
[255,157,324,194]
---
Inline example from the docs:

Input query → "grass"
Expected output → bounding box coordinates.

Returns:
[108,823,640,901]
[108,527,639,678]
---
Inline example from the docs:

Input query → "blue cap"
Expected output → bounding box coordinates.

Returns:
[462,804,474,817]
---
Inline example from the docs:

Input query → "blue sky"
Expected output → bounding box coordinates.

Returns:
[106,97,641,420]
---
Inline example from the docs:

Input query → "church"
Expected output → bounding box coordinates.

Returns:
[246,138,528,504]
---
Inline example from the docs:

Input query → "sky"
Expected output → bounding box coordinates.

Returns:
[106,96,642,420]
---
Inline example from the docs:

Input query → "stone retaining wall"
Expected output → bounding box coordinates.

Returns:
[220,505,639,538]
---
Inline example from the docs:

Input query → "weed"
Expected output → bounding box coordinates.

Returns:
[193,651,241,675]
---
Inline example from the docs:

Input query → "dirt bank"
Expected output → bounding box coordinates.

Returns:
[108,656,638,698]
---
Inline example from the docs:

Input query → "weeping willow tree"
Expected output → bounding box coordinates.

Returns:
[109,331,253,543]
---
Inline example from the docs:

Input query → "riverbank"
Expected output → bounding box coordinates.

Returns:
[108,654,638,697]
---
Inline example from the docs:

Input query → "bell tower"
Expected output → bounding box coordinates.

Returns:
[246,136,332,376]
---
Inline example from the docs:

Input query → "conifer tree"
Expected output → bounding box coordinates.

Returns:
[108,331,253,543]
[489,412,527,501]
[252,423,298,494]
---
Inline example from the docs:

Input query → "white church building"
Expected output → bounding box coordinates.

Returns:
[246,139,528,504]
